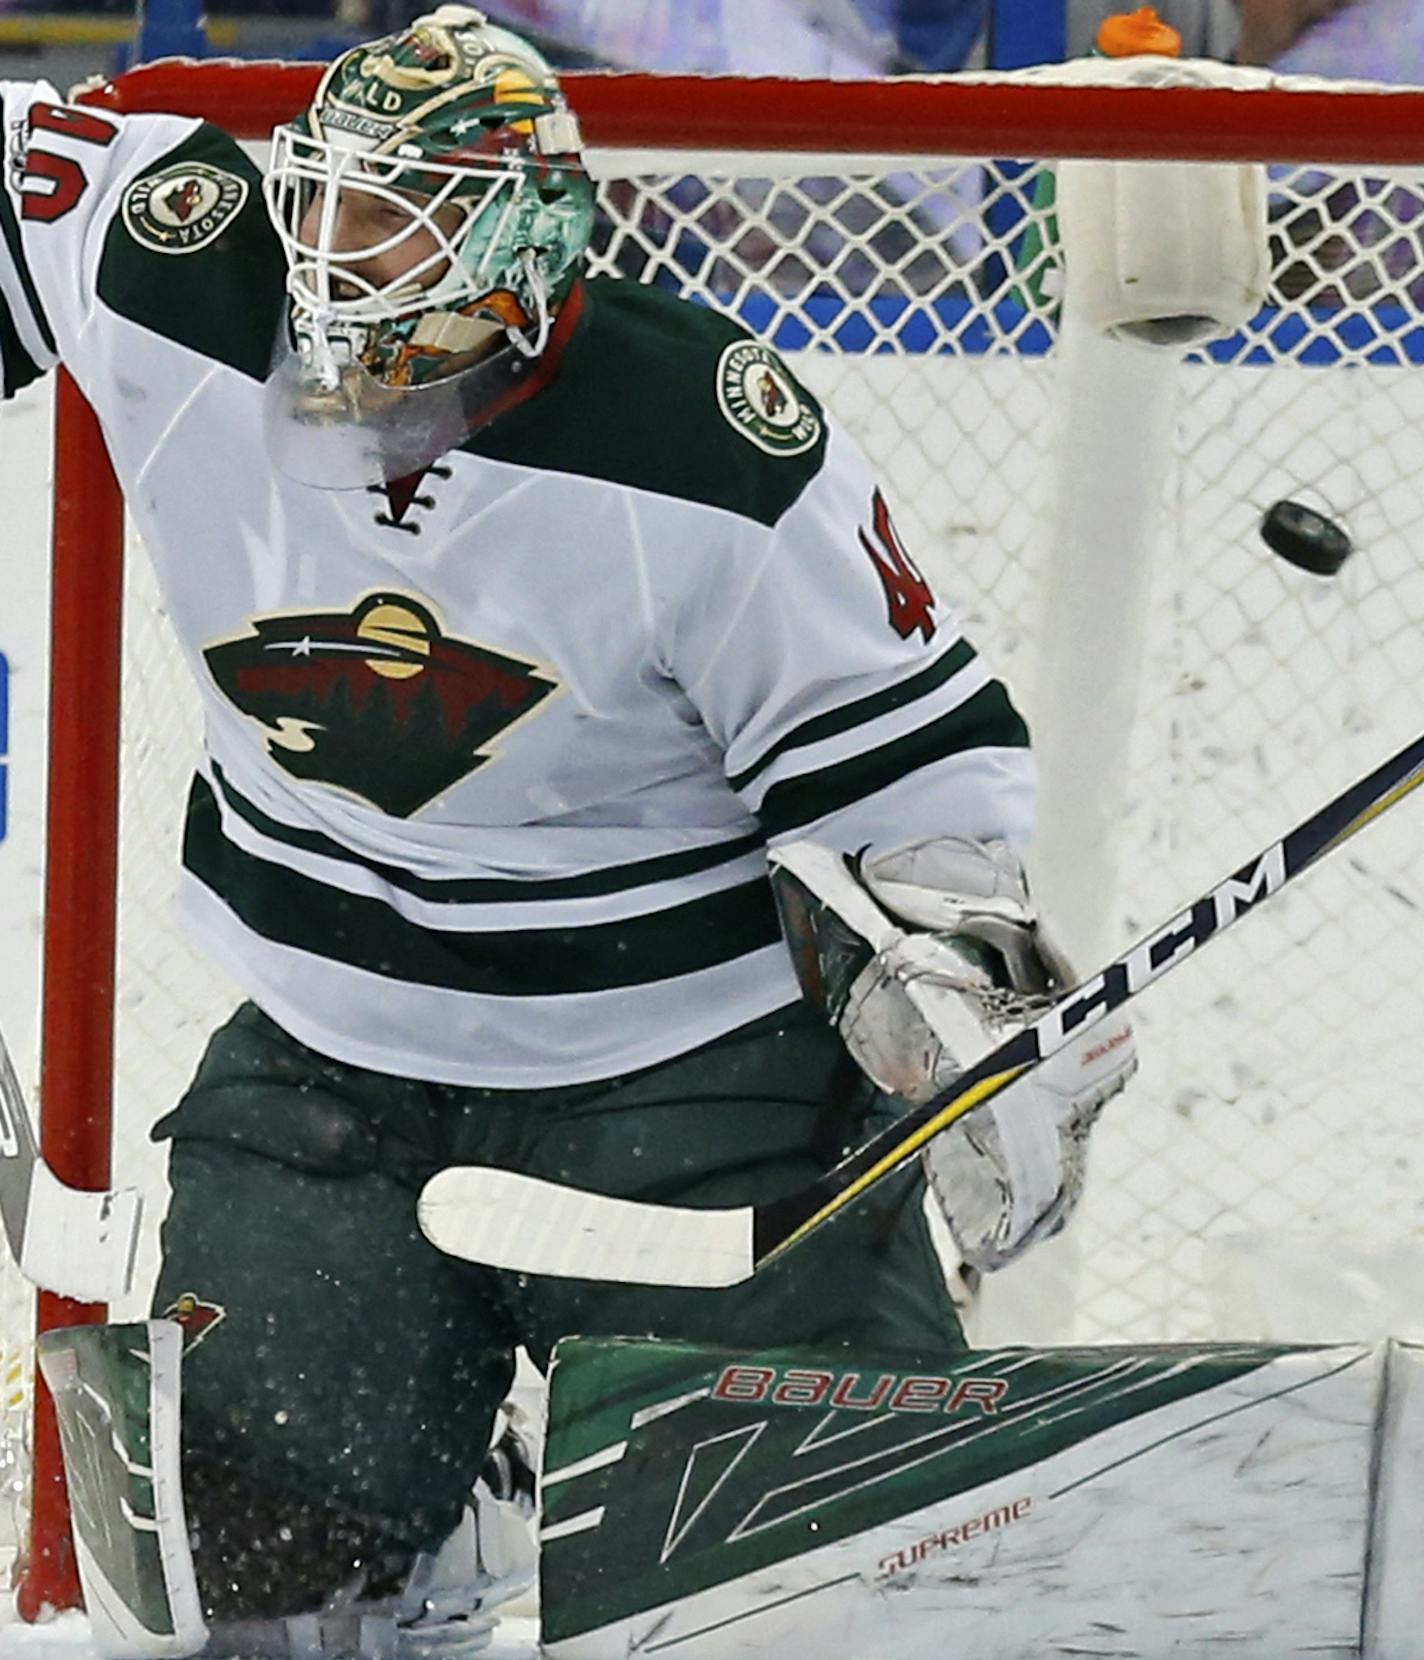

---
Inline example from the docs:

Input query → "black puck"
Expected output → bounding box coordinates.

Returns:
[1260,499,1353,577]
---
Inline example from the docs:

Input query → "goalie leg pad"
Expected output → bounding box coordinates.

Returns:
[38,1319,207,1659]
[539,1333,1389,1658]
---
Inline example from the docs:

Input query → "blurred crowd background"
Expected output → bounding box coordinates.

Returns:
[0,0,1413,336]
[0,0,1414,93]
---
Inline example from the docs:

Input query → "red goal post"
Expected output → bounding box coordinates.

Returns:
[20,56,1424,1619]
[76,56,1424,162]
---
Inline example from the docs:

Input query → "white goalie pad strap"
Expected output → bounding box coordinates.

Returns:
[17,1160,143,1303]
[0,1022,143,1302]
[398,1402,538,1643]
[768,840,903,956]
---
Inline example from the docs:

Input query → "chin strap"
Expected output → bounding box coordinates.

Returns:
[296,309,358,394]
[509,250,551,358]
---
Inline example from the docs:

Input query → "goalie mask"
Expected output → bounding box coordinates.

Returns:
[262,4,595,486]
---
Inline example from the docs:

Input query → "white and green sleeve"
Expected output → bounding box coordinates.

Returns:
[672,418,1035,860]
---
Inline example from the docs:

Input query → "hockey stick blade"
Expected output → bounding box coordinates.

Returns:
[0,1027,141,1303]
[418,729,1424,1287]
[419,1166,755,1288]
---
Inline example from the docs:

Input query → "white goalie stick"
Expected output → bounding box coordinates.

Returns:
[0,1025,141,1302]
[418,729,1424,1288]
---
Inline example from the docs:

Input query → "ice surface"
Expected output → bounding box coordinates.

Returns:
[0,1610,541,1660]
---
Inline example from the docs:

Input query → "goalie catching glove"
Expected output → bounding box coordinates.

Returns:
[770,837,1136,1272]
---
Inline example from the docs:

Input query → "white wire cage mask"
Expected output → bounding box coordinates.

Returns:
[265,126,548,362]
[261,126,554,488]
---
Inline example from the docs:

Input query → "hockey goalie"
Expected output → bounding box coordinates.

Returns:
[0,6,1168,1657]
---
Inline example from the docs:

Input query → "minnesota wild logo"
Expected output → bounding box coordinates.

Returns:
[161,1292,226,1353]
[122,160,249,255]
[204,592,559,816]
[716,340,822,457]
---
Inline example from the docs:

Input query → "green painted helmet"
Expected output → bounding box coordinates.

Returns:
[265,4,595,387]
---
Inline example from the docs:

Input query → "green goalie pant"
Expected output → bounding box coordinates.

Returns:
[151,1000,965,1563]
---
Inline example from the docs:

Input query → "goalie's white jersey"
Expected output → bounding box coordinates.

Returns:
[0,81,1034,1086]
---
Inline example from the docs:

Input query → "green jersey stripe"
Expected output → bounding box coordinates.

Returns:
[0,125,57,358]
[184,779,785,996]
[756,681,1030,838]
[0,284,43,395]
[727,638,977,794]
[206,767,766,905]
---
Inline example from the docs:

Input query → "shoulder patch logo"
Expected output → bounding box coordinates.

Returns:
[716,340,822,457]
[122,160,249,255]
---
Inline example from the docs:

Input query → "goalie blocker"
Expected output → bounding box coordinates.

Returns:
[536,1332,1424,1658]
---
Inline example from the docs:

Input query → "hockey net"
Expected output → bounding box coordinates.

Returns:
[11,55,1424,1612]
